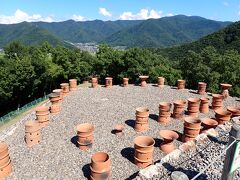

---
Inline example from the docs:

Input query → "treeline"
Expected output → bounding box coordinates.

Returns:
[0,41,239,116]
[0,41,181,116]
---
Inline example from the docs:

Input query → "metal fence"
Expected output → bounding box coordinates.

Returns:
[0,95,49,126]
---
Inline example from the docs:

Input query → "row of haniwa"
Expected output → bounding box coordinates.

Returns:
[0,79,77,179]
[91,76,233,98]
[1,77,238,179]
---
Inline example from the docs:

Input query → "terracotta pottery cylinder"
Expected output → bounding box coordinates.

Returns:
[0,143,12,179]
[25,120,41,147]
[215,109,232,125]
[134,136,155,168]
[52,89,63,102]
[182,117,201,142]
[69,79,77,91]
[139,76,149,87]
[157,77,165,87]
[212,94,224,110]
[77,123,94,151]
[91,77,98,88]
[159,130,178,153]
[60,83,70,96]
[220,83,232,98]
[173,100,186,119]
[135,107,149,132]
[123,78,129,87]
[177,80,185,89]
[197,82,207,95]
[187,98,200,117]
[200,97,209,113]
[49,93,61,114]
[114,124,124,136]
[227,106,240,117]
[35,106,49,128]
[105,77,113,88]
[158,102,171,124]
[90,152,111,180]
[201,118,218,133]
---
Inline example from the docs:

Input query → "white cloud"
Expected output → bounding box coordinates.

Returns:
[99,8,112,17]
[238,11,240,16]
[166,13,174,17]
[119,8,172,20]
[0,9,53,24]
[223,2,229,6]
[72,14,85,21]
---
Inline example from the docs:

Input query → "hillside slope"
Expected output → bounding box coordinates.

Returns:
[0,22,61,47]
[157,20,240,60]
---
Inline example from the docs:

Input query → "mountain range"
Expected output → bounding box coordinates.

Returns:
[0,15,232,48]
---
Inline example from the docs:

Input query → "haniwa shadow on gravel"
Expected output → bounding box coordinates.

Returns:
[82,163,91,180]
[149,114,158,122]
[70,135,78,147]
[125,119,135,129]
[121,147,135,165]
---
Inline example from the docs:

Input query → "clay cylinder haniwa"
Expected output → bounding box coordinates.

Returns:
[182,117,201,142]
[35,106,50,128]
[60,83,70,96]
[215,109,232,125]
[135,107,149,132]
[159,130,179,153]
[0,143,12,179]
[114,124,124,136]
[105,77,113,88]
[158,102,171,124]
[200,97,209,113]
[123,78,129,87]
[90,152,111,180]
[187,98,200,117]
[134,136,155,168]
[212,94,224,110]
[197,82,207,95]
[227,106,240,118]
[173,100,186,119]
[201,118,218,133]
[220,83,232,98]
[139,76,149,87]
[91,77,98,88]
[25,120,41,147]
[52,89,63,102]
[157,77,165,87]
[69,79,77,91]
[49,93,61,114]
[177,80,185,89]
[76,123,94,151]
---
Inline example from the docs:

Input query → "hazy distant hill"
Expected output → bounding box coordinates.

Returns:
[0,15,231,48]
[104,15,231,47]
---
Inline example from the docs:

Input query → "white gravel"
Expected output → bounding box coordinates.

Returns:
[2,84,240,179]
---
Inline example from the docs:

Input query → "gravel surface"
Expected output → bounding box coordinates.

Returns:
[2,84,240,179]
[155,124,240,180]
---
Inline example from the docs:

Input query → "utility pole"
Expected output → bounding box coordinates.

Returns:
[221,124,240,180]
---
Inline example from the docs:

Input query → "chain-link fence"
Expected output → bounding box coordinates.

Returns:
[0,95,49,126]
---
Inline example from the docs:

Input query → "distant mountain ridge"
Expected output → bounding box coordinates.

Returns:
[0,15,232,48]
[156,20,240,61]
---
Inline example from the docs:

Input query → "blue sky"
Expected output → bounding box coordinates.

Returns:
[0,0,239,24]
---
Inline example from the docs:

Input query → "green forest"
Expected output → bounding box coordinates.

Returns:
[0,20,240,116]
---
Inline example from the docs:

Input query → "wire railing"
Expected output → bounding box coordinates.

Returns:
[0,95,49,126]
